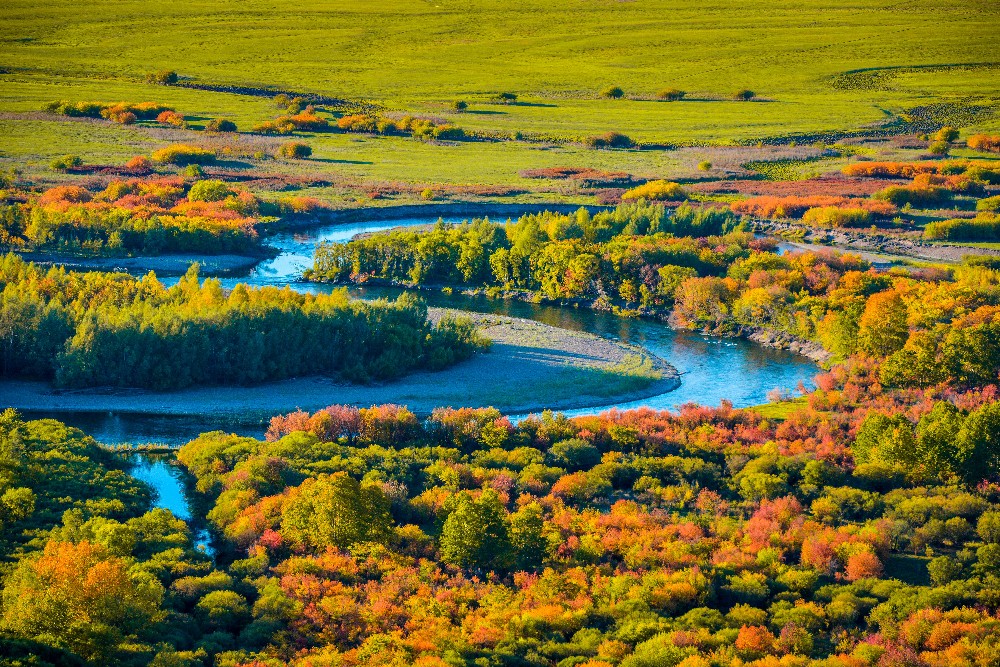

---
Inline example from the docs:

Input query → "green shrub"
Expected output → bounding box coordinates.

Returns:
[733,89,756,101]
[698,161,712,171]
[492,92,518,104]
[621,180,687,202]
[204,119,237,133]
[802,206,873,228]
[933,126,959,142]
[584,131,634,149]
[928,141,950,155]
[278,141,312,159]
[976,195,1000,213]
[600,86,625,99]
[146,70,178,85]
[925,214,1000,241]
[187,180,233,203]
[451,100,468,112]
[875,185,951,208]
[657,88,685,101]
[182,164,204,177]
[151,144,216,166]
[49,155,82,171]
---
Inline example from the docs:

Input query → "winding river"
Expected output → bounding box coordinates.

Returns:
[26,214,818,446]
[19,214,819,521]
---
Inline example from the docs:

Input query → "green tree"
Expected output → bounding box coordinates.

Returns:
[915,401,966,477]
[957,401,1000,485]
[281,472,392,550]
[440,489,513,571]
[510,502,547,570]
[853,412,916,466]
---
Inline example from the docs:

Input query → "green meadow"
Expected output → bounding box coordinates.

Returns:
[0,0,1000,157]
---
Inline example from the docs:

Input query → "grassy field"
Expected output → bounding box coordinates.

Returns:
[0,0,998,200]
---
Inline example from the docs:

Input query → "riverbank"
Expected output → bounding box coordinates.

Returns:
[756,220,1000,265]
[18,250,267,276]
[0,310,679,421]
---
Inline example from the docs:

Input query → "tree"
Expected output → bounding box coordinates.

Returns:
[915,401,966,477]
[856,290,909,357]
[439,489,513,571]
[281,472,393,551]
[956,401,1000,485]
[0,540,165,664]
[510,502,547,570]
[600,86,625,99]
[853,412,916,466]
[734,89,756,101]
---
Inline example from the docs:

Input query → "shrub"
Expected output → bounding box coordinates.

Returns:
[182,164,204,177]
[977,195,1000,213]
[431,125,464,140]
[451,100,468,112]
[968,134,1000,153]
[928,141,949,155]
[492,92,518,104]
[875,184,951,208]
[151,144,215,165]
[49,155,82,171]
[421,188,435,201]
[933,126,959,142]
[620,180,687,202]
[733,89,756,101]
[252,119,295,135]
[156,110,187,128]
[337,114,378,133]
[125,155,153,173]
[600,86,625,99]
[286,111,328,131]
[802,206,873,228]
[925,214,1000,241]
[187,180,234,203]
[204,119,237,133]
[656,88,685,101]
[584,132,634,149]
[278,141,312,159]
[842,161,939,178]
[146,70,178,85]
[698,161,712,171]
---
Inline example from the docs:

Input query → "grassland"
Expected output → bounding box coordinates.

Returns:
[1,0,998,188]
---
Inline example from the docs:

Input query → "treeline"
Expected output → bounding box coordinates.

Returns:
[308,201,746,305]
[0,176,328,256]
[0,255,485,389]
[310,204,1000,387]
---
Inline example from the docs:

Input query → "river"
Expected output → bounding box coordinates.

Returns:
[22,214,818,525]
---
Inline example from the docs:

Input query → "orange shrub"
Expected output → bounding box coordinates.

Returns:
[125,155,153,173]
[37,185,91,206]
[156,110,187,128]
[968,134,1000,153]
[841,162,939,179]
[732,195,848,218]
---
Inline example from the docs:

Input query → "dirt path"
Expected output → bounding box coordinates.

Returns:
[0,311,678,421]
